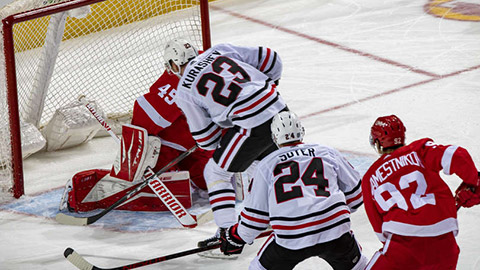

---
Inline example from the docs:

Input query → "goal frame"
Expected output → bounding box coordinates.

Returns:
[2,0,211,198]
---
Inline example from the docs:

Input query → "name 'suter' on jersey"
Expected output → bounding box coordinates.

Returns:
[175,44,286,150]
[238,143,363,250]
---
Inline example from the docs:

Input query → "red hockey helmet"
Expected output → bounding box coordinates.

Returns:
[369,115,406,151]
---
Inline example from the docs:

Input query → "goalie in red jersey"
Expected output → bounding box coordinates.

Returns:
[129,69,211,192]
[362,115,480,270]
[59,70,211,213]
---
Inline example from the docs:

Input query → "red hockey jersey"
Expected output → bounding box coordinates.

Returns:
[132,70,196,151]
[362,138,478,242]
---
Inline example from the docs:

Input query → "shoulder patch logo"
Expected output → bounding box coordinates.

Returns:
[424,0,480,21]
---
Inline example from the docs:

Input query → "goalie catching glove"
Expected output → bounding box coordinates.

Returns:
[220,224,246,255]
[455,172,480,208]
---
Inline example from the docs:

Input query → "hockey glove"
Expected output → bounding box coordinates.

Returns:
[455,173,480,208]
[220,223,245,255]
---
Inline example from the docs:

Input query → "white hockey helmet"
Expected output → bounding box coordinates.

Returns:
[271,111,305,146]
[164,38,198,77]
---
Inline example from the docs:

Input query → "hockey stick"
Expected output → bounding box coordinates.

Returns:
[56,96,198,226]
[55,145,198,226]
[78,95,120,145]
[64,230,273,270]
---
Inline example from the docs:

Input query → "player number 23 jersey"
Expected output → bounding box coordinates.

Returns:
[175,43,286,132]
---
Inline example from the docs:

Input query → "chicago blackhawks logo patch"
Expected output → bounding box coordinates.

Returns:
[424,0,480,21]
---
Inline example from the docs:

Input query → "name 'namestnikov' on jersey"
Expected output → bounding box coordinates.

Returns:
[174,43,286,150]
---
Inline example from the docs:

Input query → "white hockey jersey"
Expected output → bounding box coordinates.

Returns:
[174,43,286,150]
[237,143,363,250]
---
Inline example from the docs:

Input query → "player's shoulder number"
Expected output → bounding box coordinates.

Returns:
[157,84,176,105]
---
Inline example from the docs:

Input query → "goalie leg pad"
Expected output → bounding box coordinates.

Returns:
[61,169,192,212]
[136,171,193,212]
[110,124,161,183]
[66,169,111,212]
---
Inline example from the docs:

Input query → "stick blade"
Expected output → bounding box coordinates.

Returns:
[64,247,95,270]
[195,210,213,226]
[56,213,89,226]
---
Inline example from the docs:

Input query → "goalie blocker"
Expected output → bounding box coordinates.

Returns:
[60,124,193,212]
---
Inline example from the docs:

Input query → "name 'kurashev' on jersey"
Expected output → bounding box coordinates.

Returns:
[174,43,286,150]
[237,143,363,250]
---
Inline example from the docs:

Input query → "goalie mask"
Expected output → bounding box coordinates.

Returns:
[271,111,305,146]
[369,114,406,153]
[164,38,198,78]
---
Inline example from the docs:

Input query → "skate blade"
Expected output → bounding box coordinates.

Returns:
[197,249,239,260]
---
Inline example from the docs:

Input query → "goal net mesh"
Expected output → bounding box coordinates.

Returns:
[0,0,207,200]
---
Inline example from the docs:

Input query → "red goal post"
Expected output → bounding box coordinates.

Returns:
[0,0,211,199]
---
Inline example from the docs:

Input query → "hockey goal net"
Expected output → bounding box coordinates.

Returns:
[0,0,211,199]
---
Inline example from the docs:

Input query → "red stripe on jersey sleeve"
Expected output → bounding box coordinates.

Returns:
[233,85,275,115]
[241,212,270,224]
[210,196,236,205]
[260,48,271,71]
[346,192,362,205]
[195,126,222,143]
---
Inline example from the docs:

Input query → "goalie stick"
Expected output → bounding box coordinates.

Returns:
[64,230,273,270]
[78,95,120,145]
[56,95,198,227]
